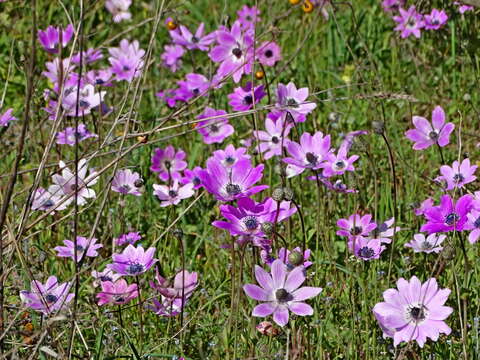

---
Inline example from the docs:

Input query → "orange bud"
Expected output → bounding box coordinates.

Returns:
[302,0,314,13]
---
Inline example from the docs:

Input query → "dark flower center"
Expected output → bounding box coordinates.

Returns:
[429,131,439,141]
[192,177,201,186]
[99,275,112,282]
[420,241,433,250]
[245,15,252,21]
[243,95,253,105]
[243,216,258,230]
[191,36,199,43]
[271,136,279,144]
[474,217,480,228]
[232,47,243,58]
[127,263,145,274]
[445,213,459,226]
[168,190,178,198]
[134,179,143,187]
[286,98,298,107]
[192,88,200,95]
[209,124,219,133]
[358,246,374,258]
[453,173,465,183]
[79,100,90,109]
[113,295,125,302]
[305,152,318,166]
[409,305,426,322]
[225,156,235,165]
[164,160,172,169]
[351,226,363,235]
[265,49,273,58]
[96,78,105,85]
[334,160,346,170]
[226,183,241,196]
[378,222,388,232]
[43,199,55,208]
[76,245,85,252]
[275,288,292,303]
[70,184,79,191]
[123,65,130,71]
[431,19,439,25]
[121,184,131,192]
[45,294,58,303]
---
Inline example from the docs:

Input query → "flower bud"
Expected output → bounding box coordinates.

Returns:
[288,250,304,266]
[261,221,274,236]
[282,187,294,201]
[134,178,144,188]
[372,121,385,135]
[271,188,284,202]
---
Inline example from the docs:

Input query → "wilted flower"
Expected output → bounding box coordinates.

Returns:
[108,244,157,276]
[54,236,103,262]
[97,279,138,306]
[20,276,74,315]
[243,259,322,326]
[373,276,453,347]
[111,169,143,196]
[405,233,446,253]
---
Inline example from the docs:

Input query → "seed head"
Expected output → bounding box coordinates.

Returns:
[282,187,294,201]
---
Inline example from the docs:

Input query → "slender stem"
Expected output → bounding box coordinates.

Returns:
[136,275,144,343]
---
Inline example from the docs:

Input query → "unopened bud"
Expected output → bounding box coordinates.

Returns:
[271,188,284,202]
[282,187,294,201]
[288,251,303,266]
[134,178,144,188]
[372,121,385,135]
[261,221,274,236]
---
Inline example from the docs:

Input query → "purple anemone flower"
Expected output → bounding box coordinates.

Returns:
[97,279,138,306]
[31,187,66,212]
[275,82,316,122]
[20,276,74,315]
[115,231,142,246]
[176,73,210,102]
[198,157,268,202]
[393,6,424,39]
[405,233,446,253]
[62,84,106,117]
[150,269,198,299]
[180,166,203,189]
[405,106,454,150]
[371,217,400,244]
[456,2,474,13]
[283,131,331,172]
[111,169,143,196]
[420,194,473,234]
[439,158,477,191]
[209,21,254,83]
[196,107,234,144]
[424,9,448,30]
[54,236,103,262]
[85,69,113,87]
[373,276,453,348]
[161,44,185,72]
[254,115,292,160]
[56,123,97,146]
[320,146,358,177]
[105,0,132,23]
[153,180,195,207]
[414,198,434,216]
[382,0,404,12]
[91,268,122,287]
[236,5,260,30]
[37,24,74,54]
[170,23,215,51]
[72,48,103,65]
[0,108,16,127]
[108,244,156,276]
[150,145,187,182]
[243,259,322,327]
[228,82,265,111]
[257,41,282,67]
[350,237,385,261]
[337,213,377,240]
[108,39,145,82]
[212,144,250,168]
[466,209,480,244]
[213,197,296,237]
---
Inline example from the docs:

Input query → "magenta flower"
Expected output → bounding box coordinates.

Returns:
[439,158,477,191]
[108,244,156,276]
[337,213,376,240]
[350,237,385,261]
[85,69,113,87]
[283,131,331,172]
[62,84,106,117]
[196,107,234,144]
[56,123,97,146]
[115,231,142,246]
[108,39,145,82]
[228,82,265,111]
[91,268,122,287]
[237,5,260,29]
[161,44,185,72]
[212,144,250,168]
[405,233,446,253]
[180,166,203,189]
[420,194,473,234]
[48,159,97,207]
[0,108,16,127]
[150,145,187,181]
[153,180,195,207]
[170,23,215,51]
[371,218,400,244]
[243,260,322,327]
[414,198,434,216]
[277,247,312,268]
[275,82,316,122]
[37,24,74,53]
[382,0,404,12]
[111,169,143,196]
[257,41,282,67]
[393,6,424,39]
[254,115,292,160]
[72,48,103,65]
[105,0,132,23]
[424,9,448,30]
[156,88,178,108]
[176,73,210,101]
[405,106,454,150]
[466,209,480,244]
[54,236,102,262]
[320,147,358,177]
[97,279,138,306]
[20,276,74,315]
[198,157,268,201]
[209,21,254,83]
[213,197,295,237]
[373,276,453,348]
[455,2,474,14]
[149,296,184,317]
